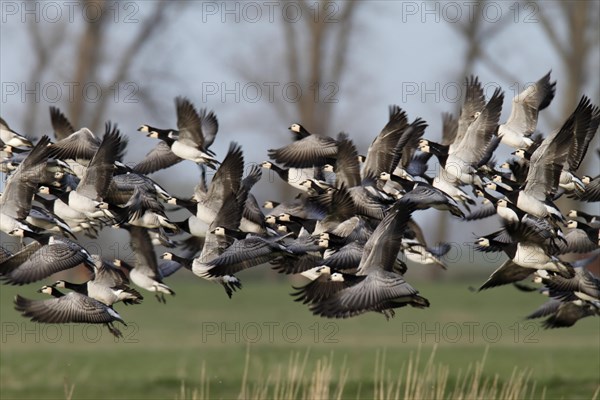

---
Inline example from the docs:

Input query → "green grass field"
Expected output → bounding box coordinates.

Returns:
[1,271,598,399]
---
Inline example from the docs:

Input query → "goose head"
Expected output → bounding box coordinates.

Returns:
[566,220,578,229]
[38,285,55,295]
[484,182,497,191]
[511,149,527,159]
[263,200,278,209]
[475,237,490,247]
[260,161,273,169]
[52,280,67,289]
[379,172,391,181]
[211,226,227,236]
[329,272,344,282]
[418,139,430,153]
[317,238,329,248]
[322,164,335,173]
[278,213,292,222]
[289,123,302,134]
[496,198,509,208]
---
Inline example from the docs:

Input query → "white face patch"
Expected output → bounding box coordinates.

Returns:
[476,238,489,247]
[317,266,330,275]
[213,227,225,236]
[330,273,344,282]
[290,124,301,133]
[278,214,291,222]
[10,229,24,237]
[514,149,525,158]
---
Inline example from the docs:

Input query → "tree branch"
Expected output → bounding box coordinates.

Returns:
[69,0,110,129]
[91,1,170,130]
[536,4,569,60]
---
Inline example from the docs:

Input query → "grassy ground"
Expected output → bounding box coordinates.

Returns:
[0,271,598,399]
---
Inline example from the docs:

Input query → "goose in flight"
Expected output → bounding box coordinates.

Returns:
[296,198,429,318]
[136,97,219,173]
[498,71,556,149]
[15,286,126,338]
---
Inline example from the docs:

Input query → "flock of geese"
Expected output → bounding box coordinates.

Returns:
[1,72,599,338]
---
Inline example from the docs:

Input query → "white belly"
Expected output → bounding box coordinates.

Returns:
[172,141,212,162]
[130,268,158,291]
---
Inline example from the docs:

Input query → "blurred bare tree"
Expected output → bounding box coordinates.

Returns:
[537,1,600,120]
[450,0,519,87]
[235,0,361,135]
[282,0,359,134]
[24,0,178,134]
